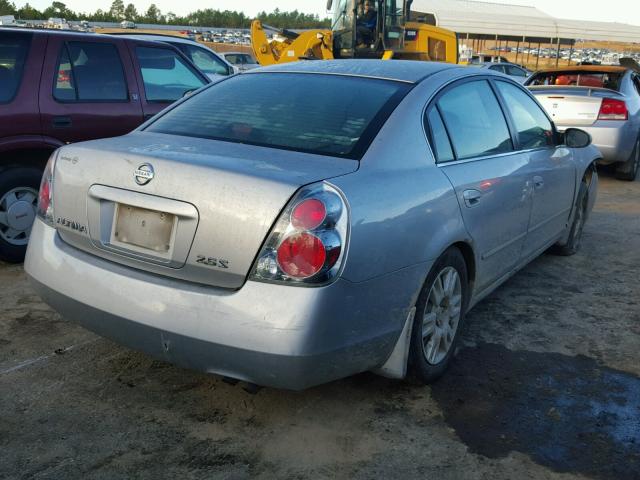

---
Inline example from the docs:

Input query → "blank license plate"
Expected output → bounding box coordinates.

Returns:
[114,204,175,252]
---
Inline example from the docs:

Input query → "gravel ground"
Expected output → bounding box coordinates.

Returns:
[1,171,638,480]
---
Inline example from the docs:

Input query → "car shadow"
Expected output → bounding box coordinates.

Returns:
[430,342,640,480]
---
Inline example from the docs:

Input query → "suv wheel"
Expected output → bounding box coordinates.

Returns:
[0,167,42,263]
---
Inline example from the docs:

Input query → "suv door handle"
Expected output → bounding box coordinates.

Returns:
[52,116,72,128]
[533,175,544,189]
[463,189,483,208]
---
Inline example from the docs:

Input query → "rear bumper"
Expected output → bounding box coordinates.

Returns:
[557,121,636,164]
[25,219,428,390]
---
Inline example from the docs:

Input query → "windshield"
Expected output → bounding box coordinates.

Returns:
[528,70,624,90]
[146,72,410,159]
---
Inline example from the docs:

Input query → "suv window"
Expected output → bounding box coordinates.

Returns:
[136,46,207,102]
[425,107,454,162]
[0,33,31,104]
[176,44,229,76]
[437,80,513,159]
[496,81,554,150]
[489,64,506,74]
[146,72,410,159]
[54,42,128,102]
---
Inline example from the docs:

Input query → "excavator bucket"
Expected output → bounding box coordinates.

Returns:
[250,20,334,66]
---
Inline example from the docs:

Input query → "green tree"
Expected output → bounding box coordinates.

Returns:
[143,3,160,23]
[42,1,75,19]
[16,2,41,19]
[0,0,16,16]
[123,2,137,21]
[109,0,124,20]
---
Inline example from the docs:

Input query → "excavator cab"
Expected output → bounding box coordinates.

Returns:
[330,0,409,58]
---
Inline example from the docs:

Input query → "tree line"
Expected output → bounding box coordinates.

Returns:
[0,0,330,28]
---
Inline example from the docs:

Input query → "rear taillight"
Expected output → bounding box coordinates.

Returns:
[36,152,56,226]
[250,182,349,286]
[598,98,628,121]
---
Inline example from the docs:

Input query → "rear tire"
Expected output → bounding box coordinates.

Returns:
[615,137,640,181]
[0,166,43,263]
[407,247,469,384]
[551,181,588,256]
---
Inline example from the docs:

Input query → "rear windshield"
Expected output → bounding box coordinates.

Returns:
[0,33,31,103]
[145,72,410,159]
[528,70,624,90]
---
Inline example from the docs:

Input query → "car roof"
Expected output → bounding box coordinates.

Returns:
[110,33,198,45]
[534,65,628,74]
[249,60,460,84]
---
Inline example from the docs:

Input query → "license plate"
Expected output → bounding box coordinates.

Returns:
[114,204,175,252]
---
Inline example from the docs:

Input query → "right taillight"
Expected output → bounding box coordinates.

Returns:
[36,152,57,226]
[250,182,349,286]
[598,98,628,121]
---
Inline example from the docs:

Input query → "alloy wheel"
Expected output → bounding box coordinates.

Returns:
[421,266,463,365]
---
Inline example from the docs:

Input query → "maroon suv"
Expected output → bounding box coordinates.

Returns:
[0,28,209,262]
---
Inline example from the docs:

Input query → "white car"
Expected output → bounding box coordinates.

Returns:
[222,52,260,73]
[112,33,234,80]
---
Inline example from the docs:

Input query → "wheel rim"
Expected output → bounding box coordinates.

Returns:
[0,187,38,246]
[422,266,462,365]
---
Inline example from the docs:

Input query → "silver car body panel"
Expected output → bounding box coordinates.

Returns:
[527,71,640,164]
[26,61,601,389]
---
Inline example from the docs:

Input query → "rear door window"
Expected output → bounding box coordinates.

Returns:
[0,33,31,104]
[425,107,454,162]
[136,46,207,102]
[495,81,554,150]
[54,42,128,102]
[146,72,410,159]
[437,80,513,160]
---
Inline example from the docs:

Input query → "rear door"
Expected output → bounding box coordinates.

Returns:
[127,41,209,119]
[39,35,143,143]
[428,78,532,291]
[495,80,576,257]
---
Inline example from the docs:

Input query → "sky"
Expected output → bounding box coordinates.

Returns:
[20,0,640,25]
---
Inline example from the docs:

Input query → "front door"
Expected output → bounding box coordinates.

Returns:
[494,80,576,257]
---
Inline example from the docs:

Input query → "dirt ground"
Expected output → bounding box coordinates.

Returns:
[1,171,639,480]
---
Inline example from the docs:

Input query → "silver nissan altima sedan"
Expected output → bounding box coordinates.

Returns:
[25,60,600,390]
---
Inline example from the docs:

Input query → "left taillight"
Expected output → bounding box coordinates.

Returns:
[250,182,349,286]
[36,152,57,226]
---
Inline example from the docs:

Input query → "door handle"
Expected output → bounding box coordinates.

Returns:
[533,175,544,189]
[462,189,483,208]
[52,116,72,128]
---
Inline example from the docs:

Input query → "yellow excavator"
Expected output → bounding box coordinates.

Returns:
[251,0,458,66]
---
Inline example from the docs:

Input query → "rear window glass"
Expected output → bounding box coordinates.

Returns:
[54,42,128,102]
[528,70,623,90]
[0,33,31,103]
[146,73,409,159]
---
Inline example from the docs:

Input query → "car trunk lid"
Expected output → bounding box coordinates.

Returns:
[52,132,358,288]
[529,86,625,126]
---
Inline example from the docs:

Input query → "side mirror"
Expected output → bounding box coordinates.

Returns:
[182,89,198,98]
[564,128,591,148]
[326,0,333,10]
